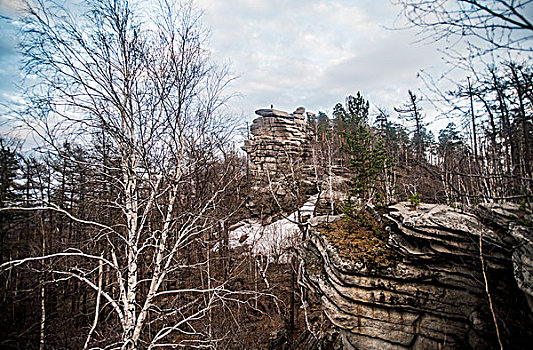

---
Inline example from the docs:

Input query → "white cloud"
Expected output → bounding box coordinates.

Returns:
[197,0,445,123]
[0,0,455,134]
[0,0,24,13]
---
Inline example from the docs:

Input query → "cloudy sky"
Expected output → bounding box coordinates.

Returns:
[196,0,445,120]
[0,0,22,109]
[0,0,450,133]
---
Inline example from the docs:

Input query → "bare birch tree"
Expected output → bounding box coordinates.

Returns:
[1,0,242,349]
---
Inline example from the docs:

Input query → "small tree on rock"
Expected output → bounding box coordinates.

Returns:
[334,94,393,212]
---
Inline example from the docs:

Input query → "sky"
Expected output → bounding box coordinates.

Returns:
[0,1,22,109]
[195,0,445,121]
[0,0,462,139]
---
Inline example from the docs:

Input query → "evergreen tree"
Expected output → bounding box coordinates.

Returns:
[334,94,393,211]
[0,139,20,208]
[438,122,462,154]
[0,138,21,264]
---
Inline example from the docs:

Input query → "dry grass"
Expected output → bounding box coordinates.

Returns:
[317,211,397,271]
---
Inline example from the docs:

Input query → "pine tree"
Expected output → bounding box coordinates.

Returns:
[334,94,393,211]
[0,138,21,264]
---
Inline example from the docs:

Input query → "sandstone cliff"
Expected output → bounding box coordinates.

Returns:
[299,203,533,349]
[244,107,313,181]
[242,106,533,349]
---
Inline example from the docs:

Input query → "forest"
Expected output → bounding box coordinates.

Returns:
[0,0,532,349]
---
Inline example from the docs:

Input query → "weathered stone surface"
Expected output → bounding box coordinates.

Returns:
[245,108,312,173]
[475,203,533,312]
[255,108,291,118]
[244,107,315,216]
[512,223,533,310]
[300,203,533,349]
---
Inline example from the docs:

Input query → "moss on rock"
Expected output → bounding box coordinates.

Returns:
[317,210,397,271]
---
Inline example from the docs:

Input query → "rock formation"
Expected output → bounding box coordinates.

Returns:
[244,107,313,181]
[242,106,533,349]
[243,107,316,215]
[299,203,533,349]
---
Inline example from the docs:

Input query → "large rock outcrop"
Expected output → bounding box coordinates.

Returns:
[244,107,313,181]
[300,203,533,349]
[243,107,316,215]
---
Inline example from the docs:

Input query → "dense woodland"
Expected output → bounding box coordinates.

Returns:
[0,0,532,349]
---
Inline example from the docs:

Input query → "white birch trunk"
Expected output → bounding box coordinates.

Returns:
[39,218,46,350]
[123,158,139,350]
[84,259,104,350]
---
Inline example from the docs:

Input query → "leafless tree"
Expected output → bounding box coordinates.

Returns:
[395,0,533,56]
[1,0,243,349]
[394,90,426,164]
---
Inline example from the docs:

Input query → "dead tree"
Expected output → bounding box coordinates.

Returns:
[395,0,533,56]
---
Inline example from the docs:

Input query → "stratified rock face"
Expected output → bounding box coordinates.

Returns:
[300,203,533,349]
[244,107,312,181]
[243,108,316,215]
[476,203,533,312]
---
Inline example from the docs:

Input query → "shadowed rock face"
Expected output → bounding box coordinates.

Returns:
[475,203,533,312]
[300,203,533,349]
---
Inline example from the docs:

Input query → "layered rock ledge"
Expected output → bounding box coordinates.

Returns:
[300,203,533,349]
